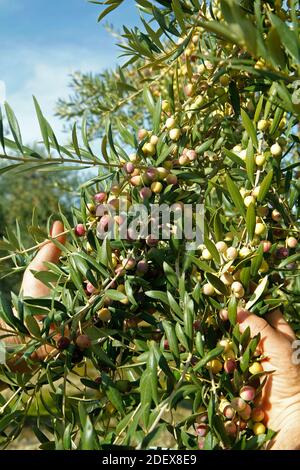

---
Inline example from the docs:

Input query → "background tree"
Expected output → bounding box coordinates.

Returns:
[0,145,82,296]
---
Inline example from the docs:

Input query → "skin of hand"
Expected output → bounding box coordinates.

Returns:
[239,309,300,450]
[0,221,66,370]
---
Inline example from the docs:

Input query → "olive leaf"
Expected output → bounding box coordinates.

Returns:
[193,346,224,371]
[246,202,256,240]
[258,170,273,202]
[241,109,258,149]
[225,174,246,216]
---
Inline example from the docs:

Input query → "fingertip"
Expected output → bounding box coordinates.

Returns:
[31,221,66,267]
[237,308,250,324]
[50,220,66,245]
[238,313,279,349]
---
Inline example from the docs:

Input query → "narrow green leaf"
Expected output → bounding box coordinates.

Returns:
[105,289,127,302]
[246,276,268,310]
[269,107,284,136]
[266,27,286,70]
[148,348,158,405]
[140,370,152,428]
[24,314,41,339]
[145,290,169,304]
[183,297,194,351]
[278,252,300,269]
[163,262,178,288]
[81,415,96,450]
[268,12,300,62]
[143,86,155,114]
[0,294,28,335]
[63,424,72,450]
[189,255,216,274]
[257,170,273,202]
[175,323,189,351]
[195,331,204,357]
[195,138,215,155]
[204,237,220,264]
[193,346,224,371]
[241,109,258,149]
[72,123,81,157]
[228,295,237,326]
[206,273,228,296]
[171,0,187,33]
[4,102,23,153]
[246,140,255,186]
[223,148,245,167]
[101,134,109,163]
[162,321,180,362]
[251,244,264,277]
[225,174,246,216]
[33,96,50,154]
[240,343,251,373]
[213,212,223,241]
[254,94,264,123]
[97,1,124,22]
[228,80,240,116]
[153,96,162,134]
[167,291,183,318]
[246,203,256,240]
[0,106,6,153]
[240,267,251,290]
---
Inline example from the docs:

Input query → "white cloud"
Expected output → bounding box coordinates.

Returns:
[3,45,114,145]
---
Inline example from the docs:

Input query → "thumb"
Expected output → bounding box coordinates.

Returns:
[238,311,280,354]
[29,221,66,271]
[21,221,66,297]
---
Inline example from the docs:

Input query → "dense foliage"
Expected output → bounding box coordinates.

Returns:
[0,0,299,450]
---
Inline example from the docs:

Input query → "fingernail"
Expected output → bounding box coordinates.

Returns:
[237,308,250,324]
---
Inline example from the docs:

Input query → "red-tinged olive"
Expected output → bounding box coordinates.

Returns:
[261,240,272,253]
[57,336,70,350]
[240,385,256,401]
[166,174,178,185]
[74,224,86,237]
[139,187,152,200]
[86,282,97,295]
[193,320,201,331]
[275,247,289,259]
[136,260,149,275]
[224,421,237,436]
[195,423,208,437]
[94,192,107,203]
[223,405,235,420]
[76,334,91,351]
[219,308,229,321]
[224,359,236,374]
[124,162,135,174]
[138,128,148,140]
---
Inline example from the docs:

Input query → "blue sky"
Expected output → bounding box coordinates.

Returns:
[0,0,140,143]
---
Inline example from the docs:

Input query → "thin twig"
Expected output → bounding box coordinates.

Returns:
[0,229,70,263]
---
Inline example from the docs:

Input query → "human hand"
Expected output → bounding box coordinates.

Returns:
[0,221,66,367]
[239,309,300,449]
[21,220,66,298]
